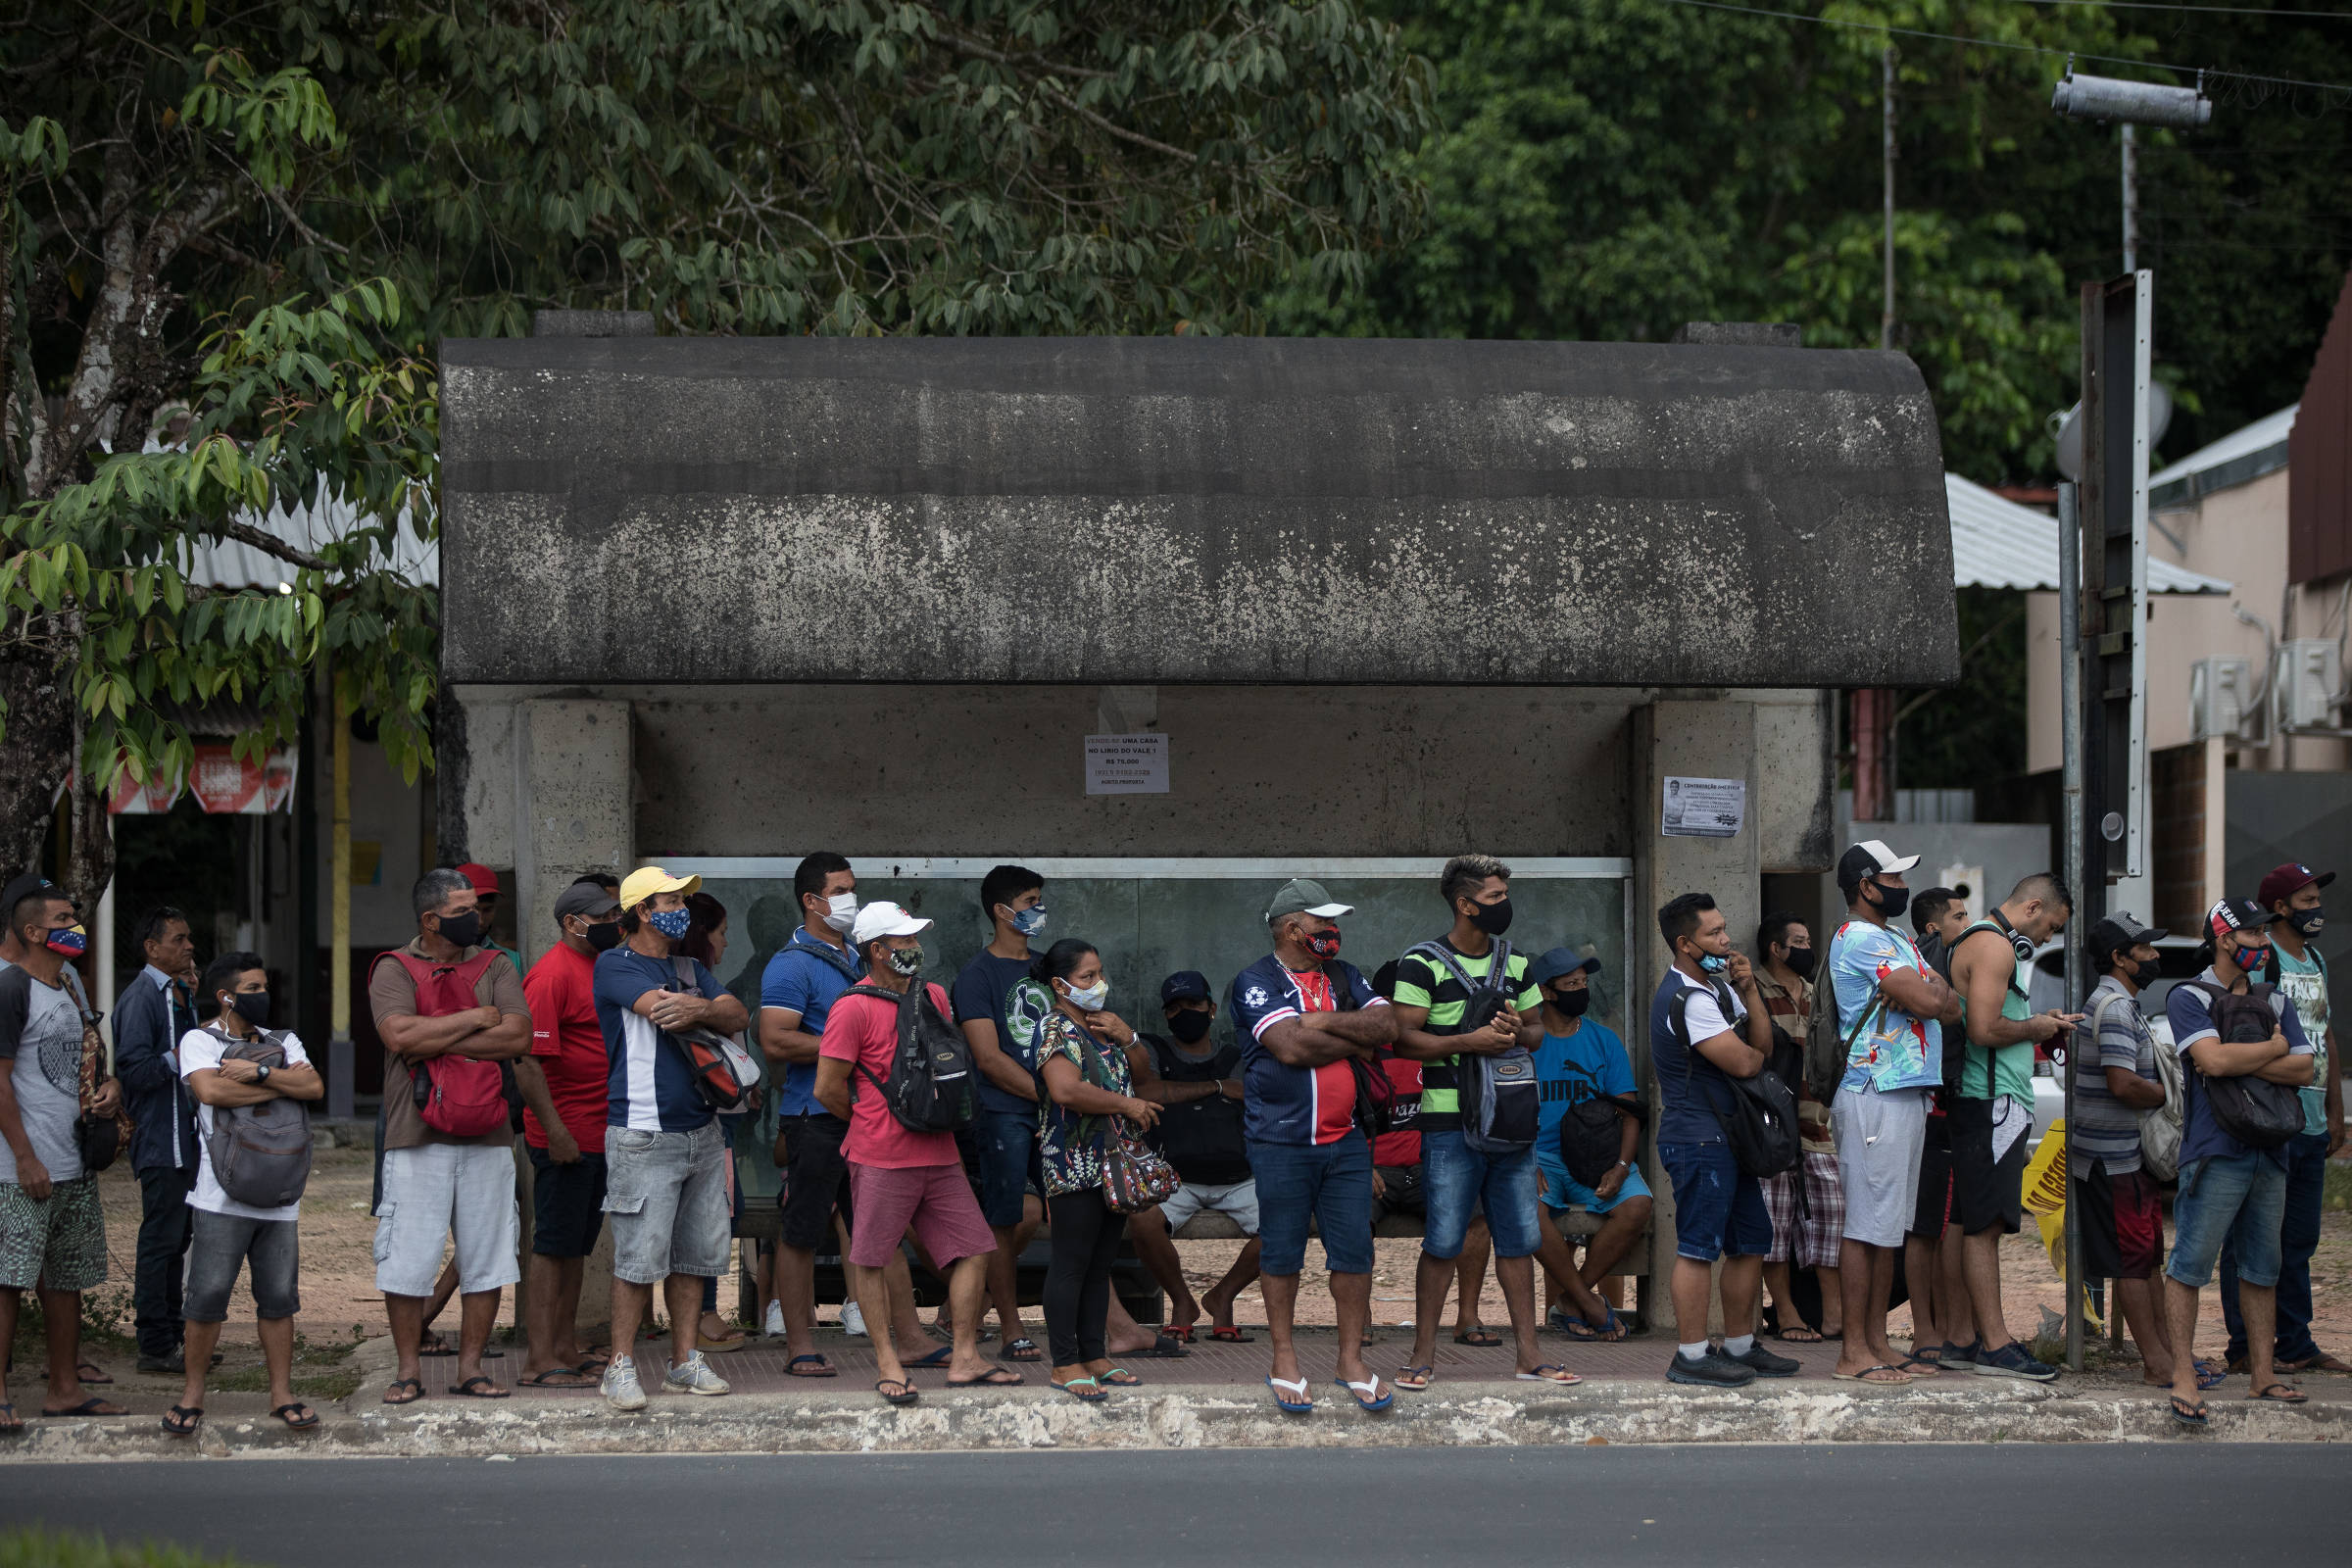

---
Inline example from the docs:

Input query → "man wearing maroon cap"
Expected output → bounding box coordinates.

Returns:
[2226,863,2350,1375]
[455,864,522,970]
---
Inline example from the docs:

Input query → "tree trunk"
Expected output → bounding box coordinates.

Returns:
[0,639,75,889]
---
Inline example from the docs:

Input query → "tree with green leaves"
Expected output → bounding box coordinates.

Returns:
[3,1,1432,907]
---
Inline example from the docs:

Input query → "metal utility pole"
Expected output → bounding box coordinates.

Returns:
[1882,44,1897,351]
[2059,481,2087,1373]
[2122,122,2137,272]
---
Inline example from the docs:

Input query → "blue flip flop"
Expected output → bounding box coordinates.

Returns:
[2194,1358,2227,1392]
[906,1347,955,1368]
[1266,1375,1314,1413]
[1335,1375,1394,1412]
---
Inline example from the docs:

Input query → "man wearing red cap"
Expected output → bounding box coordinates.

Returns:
[455,864,522,972]
[2229,864,2350,1375]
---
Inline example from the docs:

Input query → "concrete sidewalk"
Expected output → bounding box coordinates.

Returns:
[4,1327,2346,1459]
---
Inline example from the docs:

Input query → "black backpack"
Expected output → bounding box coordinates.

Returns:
[1141,1034,1250,1185]
[2180,980,2306,1151]
[845,981,977,1133]
[1557,1089,1639,1188]
[1671,984,1801,1179]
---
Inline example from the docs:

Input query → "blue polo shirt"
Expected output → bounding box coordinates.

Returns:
[2165,969,2314,1168]
[1230,953,1384,1147]
[760,928,865,1117]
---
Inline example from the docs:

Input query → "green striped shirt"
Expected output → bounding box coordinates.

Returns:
[1392,941,1542,1135]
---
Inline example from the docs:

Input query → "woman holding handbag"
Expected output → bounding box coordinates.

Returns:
[1032,940,1165,1401]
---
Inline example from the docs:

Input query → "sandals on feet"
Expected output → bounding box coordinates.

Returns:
[906,1347,956,1369]
[2250,1382,2308,1404]
[447,1375,510,1399]
[518,1367,598,1388]
[785,1354,838,1378]
[875,1378,919,1407]
[1451,1328,1502,1348]
[1002,1338,1043,1362]
[271,1402,318,1430]
[2193,1358,2227,1392]
[947,1367,1025,1388]
[160,1404,204,1437]
[1833,1364,1913,1385]
[39,1397,123,1417]
[381,1378,424,1405]
[1336,1375,1394,1412]
[1517,1364,1584,1386]
[1055,1377,1108,1403]
[1265,1375,1313,1413]
[1770,1325,1826,1344]
[2170,1393,2210,1428]
[1395,1365,1433,1393]
[0,1403,20,1437]
[1209,1325,1255,1343]
[1164,1324,1198,1344]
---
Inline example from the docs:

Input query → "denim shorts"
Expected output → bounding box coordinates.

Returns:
[1659,1141,1773,1263]
[1422,1130,1542,1259]
[1538,1157,1651,1216]
[959,1105,1040,1230]
[604,1121,732,1286]
[2167,1152,2288,1290]
[184,1208,299,1322]
[1249,1131,1374,1277]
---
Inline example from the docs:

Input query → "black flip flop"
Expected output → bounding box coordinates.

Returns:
[39,1397,123,1418]
[381,1377,424,1405]
[0,1402,20,1437]
[875,1378,920,1406]
[1128,1334,1190,1359]
[785,1354,838,1379]
[947,1367,1025,1388]
[447,1375,510,1399]
[2170,1393,2209,1428]
[1002,1338,1043,1362]
[2250,1382,2308,1404]
[160,1405,203,1438]
[517,1367,598,1388]
[1451,1329,1502,1348]
[271,1402,318,1430]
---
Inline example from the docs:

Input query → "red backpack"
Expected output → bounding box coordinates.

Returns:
[373,950,509,1137]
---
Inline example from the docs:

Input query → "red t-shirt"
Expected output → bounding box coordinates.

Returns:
[522,942,609,1152]
[1287,968,1360,1146]
[820,984,960,1170]
[1373,1053,1424,1167]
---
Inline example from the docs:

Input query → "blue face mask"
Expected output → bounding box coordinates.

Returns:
[648,906,693,941]
[1697,953,1730,975]
[1008,906,1048,938]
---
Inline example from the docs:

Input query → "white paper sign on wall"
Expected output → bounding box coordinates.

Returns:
[1661,775,1745,838]
[1086,733,1169,795]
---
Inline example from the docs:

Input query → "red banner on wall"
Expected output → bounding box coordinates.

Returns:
[109,746,299,815]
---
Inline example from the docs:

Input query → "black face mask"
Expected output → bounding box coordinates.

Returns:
[1550,988,1591,1018]
[1470,898,1515,937]
[230,992,272,1029]
[1867,881,1910,920]
[2287,906,2326,938]
[583,919,623,953]
[435,908,484,950]
[1167,1010,1212,1045]
[1785,947,1819,981]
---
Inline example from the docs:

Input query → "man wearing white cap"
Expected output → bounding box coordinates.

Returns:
[815,902,1009,1405]
[591,866,752,1411]
[1824,840,1960,1385]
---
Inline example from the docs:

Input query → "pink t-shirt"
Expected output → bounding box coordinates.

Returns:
[820,984,960,1170]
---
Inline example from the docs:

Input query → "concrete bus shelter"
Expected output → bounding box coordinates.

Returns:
[435,320,1956,1314]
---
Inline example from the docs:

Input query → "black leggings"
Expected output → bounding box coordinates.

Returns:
[1045,1189,1126,1367]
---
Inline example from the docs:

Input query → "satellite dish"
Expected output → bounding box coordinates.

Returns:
[2052,383,2174,481]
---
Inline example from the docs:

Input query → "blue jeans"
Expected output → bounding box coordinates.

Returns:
[958,1106,1038,1230]
[1248,1131,1373,1277]
[2166,1151,2288,1291]
[1659,1141,1772,1263]
[1422,1130,1542,1259]
[2220,1132,2328,1362]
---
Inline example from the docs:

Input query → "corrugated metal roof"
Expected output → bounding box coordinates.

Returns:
[182,492,437,591]
[1946,472,2230,596]
[2150,403,2296,507]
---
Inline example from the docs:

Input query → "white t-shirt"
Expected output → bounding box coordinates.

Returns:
[178,1026,312,1221]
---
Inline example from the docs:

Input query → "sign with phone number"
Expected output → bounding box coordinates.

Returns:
[1661,775,1745,839]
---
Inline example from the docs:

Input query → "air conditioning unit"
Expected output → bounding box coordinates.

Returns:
[2190,658,2253,742]
[2275,639,2343,729]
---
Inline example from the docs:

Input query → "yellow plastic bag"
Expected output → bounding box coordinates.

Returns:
[2022,1118,2106,1336]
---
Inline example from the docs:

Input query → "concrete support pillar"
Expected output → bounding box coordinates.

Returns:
[514,699,633,964]
[1631,698,1762,1322]
[511,697,632,1339]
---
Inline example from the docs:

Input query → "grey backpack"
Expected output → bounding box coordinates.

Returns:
[203,1029,314,1208]
[1405,939,1541,1154]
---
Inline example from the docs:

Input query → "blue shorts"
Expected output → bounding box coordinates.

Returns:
[957,1106,1038,1230]
[2167,1152,2287,1290]
[1538,1157,1652,1216]
[1423,1130,1541,1259]
[1248,1131,1374,1277]
[1659,1141,1772,1263]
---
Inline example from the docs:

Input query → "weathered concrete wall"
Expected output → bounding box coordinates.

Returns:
[513,699,634,963]
[1752,687,1836,873]
[439,336,1956,689]
[453,682,1641,860]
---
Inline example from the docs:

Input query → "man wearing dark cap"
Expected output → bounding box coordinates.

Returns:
[2161,898,2319,1424]
[2073,911,2182,1389]
[2228,863,2350,1374]
[1527,946,1648,1340]
[1230,877,1397,1412]
[514,877,622,1388]
[1124,971,1262,1341]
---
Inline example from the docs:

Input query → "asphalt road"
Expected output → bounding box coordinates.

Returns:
[4,1445,2342,1566]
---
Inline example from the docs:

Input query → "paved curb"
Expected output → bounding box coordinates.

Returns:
[6,1375,2344,1460]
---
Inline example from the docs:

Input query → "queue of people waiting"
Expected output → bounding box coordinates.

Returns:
[0,838,2339,1431]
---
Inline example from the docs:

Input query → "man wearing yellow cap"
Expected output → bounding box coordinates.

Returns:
[590,867,752,1410]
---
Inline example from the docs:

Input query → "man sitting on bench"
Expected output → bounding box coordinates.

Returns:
[1530,947,1651,1339]
[1124,972,1261,1342]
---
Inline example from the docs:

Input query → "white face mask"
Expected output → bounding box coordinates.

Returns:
[821,892,858,933]
[1061,978,1109,1010]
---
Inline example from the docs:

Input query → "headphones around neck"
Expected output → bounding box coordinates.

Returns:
[1988,907,2035,964]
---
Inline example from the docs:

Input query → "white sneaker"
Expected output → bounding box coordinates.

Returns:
[662,1349,732,1397]
[763,1299,786,1338]
[841,1299,868,1338]
[601,1354,648,1411]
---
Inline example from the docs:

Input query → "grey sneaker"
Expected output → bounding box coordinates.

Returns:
[1973,1342,2058,1383]
[1666,1349,1756,1388]
[1732,1342,1801,1378]
[662,1349,733,1397]
[601,1353,649,1411]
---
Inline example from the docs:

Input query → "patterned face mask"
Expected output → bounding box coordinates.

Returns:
[887,945,925,977]
[43,923,86,958]
[648,906,693,941]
